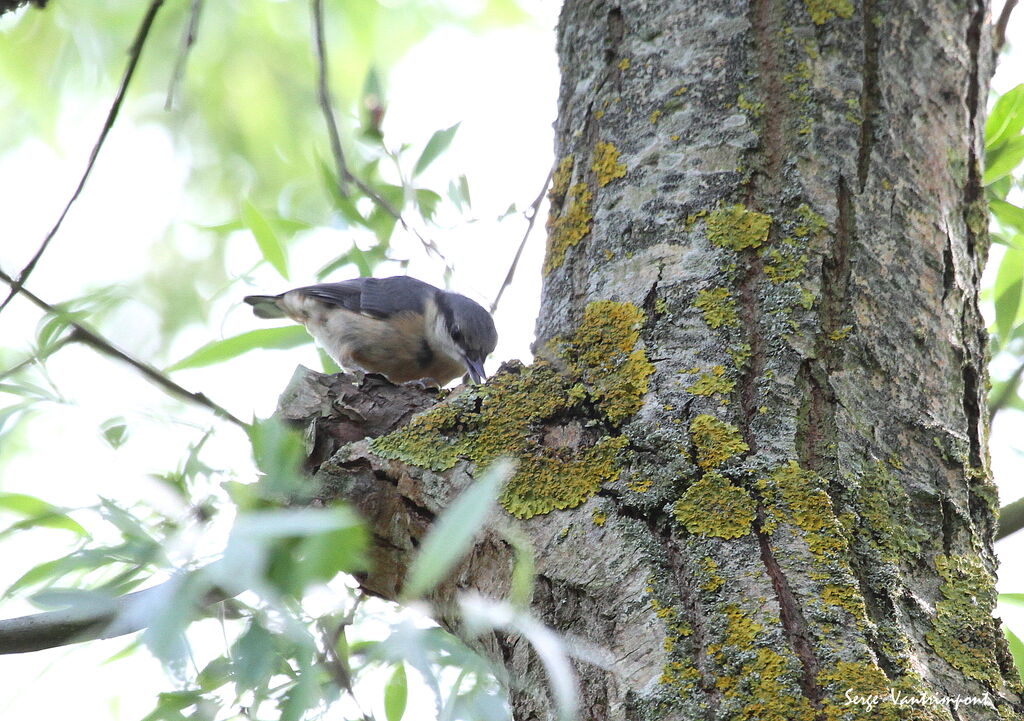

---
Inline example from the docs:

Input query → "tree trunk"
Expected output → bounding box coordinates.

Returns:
[291,0,1024,719]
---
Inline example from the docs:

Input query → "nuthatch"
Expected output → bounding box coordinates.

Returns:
[244,276,497,386]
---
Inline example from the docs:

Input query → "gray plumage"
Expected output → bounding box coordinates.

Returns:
[243,276,497,386]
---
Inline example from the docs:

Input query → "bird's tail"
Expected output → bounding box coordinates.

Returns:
[243,294,286,319]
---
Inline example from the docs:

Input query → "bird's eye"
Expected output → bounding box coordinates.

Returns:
[450,325,463,342]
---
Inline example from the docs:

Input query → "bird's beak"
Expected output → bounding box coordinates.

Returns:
[464,357,485,384]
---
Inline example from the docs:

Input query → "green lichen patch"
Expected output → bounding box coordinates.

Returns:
[558,300,654,424]
[707,204,772,251]
[544,182,593,274]
[673,472,756,539]
[687,365,735,400]
[925,553,1002,684]
[701,557,725,592]
[694,287,739,328]
[817,663,945,721]
[757,461,847,558]
[804,0,853,24]
[763,247,808,283]
[689,414,749,469]
[852,462,924,563]
[371,362,625,519]
[549,155,574,203]
[710,605,817,721]
[591,141,627,187]
[372,301,652,519]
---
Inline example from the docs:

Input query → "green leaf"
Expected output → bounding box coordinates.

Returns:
[318,349,342,374]
[1003,624,1024,683]
[384,663,408,721]
[0,510,89,541]
[247,416,308,498]
[984,135,1024,186]
[242,200,290,280]
[401,460,513,600]
[0,492,58,517]
[986,85,1024,150]
[990,200,1024,235]
[414,124,459,176]
[416,189,442,220]
[317,246,374,280]
[166,326,312,372]
[100,416,128,449]
[232,621,275,691]
[999,593,1024,609]
[994,247,1024,341]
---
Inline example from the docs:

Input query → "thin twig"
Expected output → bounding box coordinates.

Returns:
[998,494,1024,541]
[490,167,553,314]
[0,574,231,655]
[0,336,73,382]
[0,268,247,430]
[310,0,452,273]
[0,0,165,318]
[989,357,1024,421]
[164,0,204,111]
[995,0,1019,55]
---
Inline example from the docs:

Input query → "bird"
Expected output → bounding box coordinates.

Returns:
[244,276,497,386]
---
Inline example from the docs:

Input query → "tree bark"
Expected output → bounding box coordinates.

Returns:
[291,0,1024,719]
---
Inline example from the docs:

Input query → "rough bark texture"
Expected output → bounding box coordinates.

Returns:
[283,1,1024,719]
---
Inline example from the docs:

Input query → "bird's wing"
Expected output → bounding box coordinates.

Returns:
[293,276,436,318]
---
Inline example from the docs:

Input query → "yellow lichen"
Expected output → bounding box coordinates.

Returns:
[617,57,630,70]
[756,461,847,558]
[592,508,607,526]
[687,365,735,400]
[701,557,725,592]
[763,247,808,283]
[805,0,854,24]
[372,302,651,520]
[649,109,662,124]
[693,287,739,328]
[544,182,593,274]
[706,204,772,251]
[558,300,654,424]
[689,414,749,469]
[925,554,1002,683]
[549,155,574,203]
[673,472,756,539]
[591,141,627,187]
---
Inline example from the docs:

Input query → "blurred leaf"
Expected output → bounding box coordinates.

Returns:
[1003,624,1024,683]
[197,656,231,692]
[141,690,205,721]
[243,201,290,280]
[0,510,89,541]
[384,663,408,721]
[402,460,512,600]
[986,85,1024,150]
[414,124,459,176]
[232,620,275,691]
[1000,593,1024,608]
[991,200,1024,236]
[166,326,312,372]
[247,416,307,498]
[994,247,1024,341]
[318,348,342,374]
[317,245,376,280]
[30,587,116,612]
[984,135,1024,186]
[100,416,129,449]
[0,492,61,517]
[416,189,442,220]
[459,595,577,721]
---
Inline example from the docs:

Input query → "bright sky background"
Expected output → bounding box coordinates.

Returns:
[2,0,1024,718]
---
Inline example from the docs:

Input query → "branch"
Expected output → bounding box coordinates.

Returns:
[164,0,204,111]
[0,267,247,430]
[989,357,1024,421]
[998,495,1024,541]
[490,167,553,314]
[0,370,437,655]
[995,0,1018,55]
[0,0,165,317]
[309,0,452,273]
[0,577,229,655]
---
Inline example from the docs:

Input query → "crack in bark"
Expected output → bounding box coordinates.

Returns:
[856,0,880,191]
[603,6,624,65]
[748,0,786,185]
[753,509,824,713]
[962,0,985,257]
[962,363,982,467]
